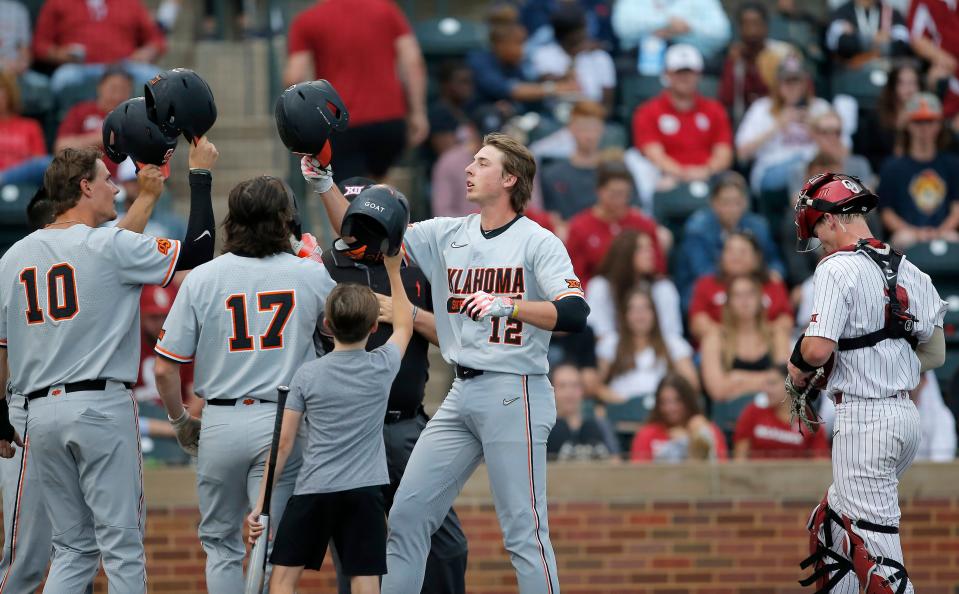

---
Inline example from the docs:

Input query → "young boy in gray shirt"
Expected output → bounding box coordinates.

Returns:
[248,250,413,594]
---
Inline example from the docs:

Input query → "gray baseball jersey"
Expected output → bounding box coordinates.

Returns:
[155,252,336,400]
[286,342,402,495]
[0,226,180,393]
[805,249,947,398]
[386,213,576,594]
[402,214,585,374]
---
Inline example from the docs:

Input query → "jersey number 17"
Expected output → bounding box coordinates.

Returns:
[225,291,295,352]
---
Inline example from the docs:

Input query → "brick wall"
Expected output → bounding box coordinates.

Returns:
[8,463,959,593]
[78,497,958,594]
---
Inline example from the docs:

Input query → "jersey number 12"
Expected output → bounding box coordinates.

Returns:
[226,291,295,352]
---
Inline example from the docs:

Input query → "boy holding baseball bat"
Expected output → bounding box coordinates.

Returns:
[248,249,413,594]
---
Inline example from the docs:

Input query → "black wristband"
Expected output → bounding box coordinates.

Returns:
[0,400,14,442]
[790,334,818,373]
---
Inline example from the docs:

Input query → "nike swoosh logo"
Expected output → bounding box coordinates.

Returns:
[451,242,469,248]
[194,229,212,242]
[503,397,520,406]
[841,205,855,212]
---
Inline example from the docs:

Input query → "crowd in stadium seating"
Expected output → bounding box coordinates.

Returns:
[429,0,959,463]
[1,0,958,464]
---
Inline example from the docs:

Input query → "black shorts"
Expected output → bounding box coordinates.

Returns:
[329,118,407,180]
[269,486,387,575]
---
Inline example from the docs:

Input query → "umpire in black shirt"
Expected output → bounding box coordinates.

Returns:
[322,178,468,594]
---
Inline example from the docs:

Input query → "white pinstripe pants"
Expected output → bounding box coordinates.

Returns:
[826,394,920,593]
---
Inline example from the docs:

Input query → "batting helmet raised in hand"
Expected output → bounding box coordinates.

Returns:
[145,68,217,143]
[794,172,878,252]
[275,80,349,164]
[102,97,179,166]
[335,185,409,262]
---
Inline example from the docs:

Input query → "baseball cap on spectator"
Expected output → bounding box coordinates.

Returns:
[776,54,806,80]
[141,284,175,315]
[337,177,377,201]
[664,44,703,73]
[905,93,943,122]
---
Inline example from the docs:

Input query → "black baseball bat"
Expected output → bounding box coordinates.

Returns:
[244,385,290,594]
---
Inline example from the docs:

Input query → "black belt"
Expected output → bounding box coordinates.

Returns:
[207,397,275,406]
[455,364,484,380]
[26,379,132,401]
[385,405,424,424]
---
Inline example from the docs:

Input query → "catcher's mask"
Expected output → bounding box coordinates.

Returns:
[794,173,878,252]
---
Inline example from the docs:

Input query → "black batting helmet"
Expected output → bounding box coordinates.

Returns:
[335,185,409,262]
[145,68,217,143]
[102,97,179,166]
[275,80,349,164]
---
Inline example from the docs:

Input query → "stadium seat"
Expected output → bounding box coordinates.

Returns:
[710,393,756,444]
[616,74,663,123]
[605,394,654,453]
[904,241,959,281]
[19,75,54,119]
[415,18,487,59]
[599,121,627,150]
[56,79,99,122]
[698,75,720,100]
[0,183,37,228]
[830,63,888,111]
[935,347,959,391]
[653,182,710,236]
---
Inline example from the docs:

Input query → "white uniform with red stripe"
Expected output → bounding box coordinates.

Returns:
[804,242,947,593]
[0,224,181,594]
[384,214,583,594]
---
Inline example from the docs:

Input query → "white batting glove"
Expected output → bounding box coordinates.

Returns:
[291,232,323,264]
[300,155,334,194]
[460,291,515,321]
[168,408,201,457]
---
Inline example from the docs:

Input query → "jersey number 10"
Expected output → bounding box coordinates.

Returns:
[19,264,79,324]
[225,291,295,352]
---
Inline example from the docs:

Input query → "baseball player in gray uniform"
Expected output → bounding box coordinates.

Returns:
[153,176,336,594]
[305,132,589,593]
[0,139,218,593]
[788,174,947,594]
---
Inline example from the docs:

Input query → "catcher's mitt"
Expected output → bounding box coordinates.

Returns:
[785,368,825,435]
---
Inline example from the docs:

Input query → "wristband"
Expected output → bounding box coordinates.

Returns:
[789,335,818,373]
[167,407,188,424]
[510,302,520,319]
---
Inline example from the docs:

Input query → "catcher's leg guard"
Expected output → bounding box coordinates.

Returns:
[799,493,909,594]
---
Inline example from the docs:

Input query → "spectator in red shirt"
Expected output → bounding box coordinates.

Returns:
[688,231,793,343]
[733,371,829,459]
[33,0,166,94]
[285,0,428,181]
[54,67,132,177]
[630,374,728,462]
[627,44,733,205]
[910,0,959,123]
[565,159,670,285]
[0,71,50,187]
